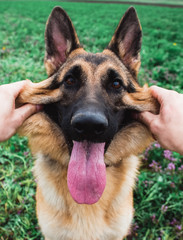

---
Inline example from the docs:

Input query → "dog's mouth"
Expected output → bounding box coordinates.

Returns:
[66,110,136,205]
[44,103,135,204]
[67,140,106,205]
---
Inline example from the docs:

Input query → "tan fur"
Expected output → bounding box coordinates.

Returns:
[18,109,154,239]
[34,153,137,240]
[17,7,159,240]
[17,50,158,114]
[17,51,157,240]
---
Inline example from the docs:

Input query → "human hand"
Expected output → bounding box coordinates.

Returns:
[137,86,183,155]
[0,81,42,142]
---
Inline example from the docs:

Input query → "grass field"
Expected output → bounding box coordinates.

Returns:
[63,0,183,6]
[0,1,183,239]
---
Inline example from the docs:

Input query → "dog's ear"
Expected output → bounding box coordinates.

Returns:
[16,78,62,105]
[107,7,142,79]
[45,7,81,76]
[123,84,160,114]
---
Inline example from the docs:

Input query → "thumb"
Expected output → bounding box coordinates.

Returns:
[14,104,42,127]
[136,111,157,127]
[150,86,170,105]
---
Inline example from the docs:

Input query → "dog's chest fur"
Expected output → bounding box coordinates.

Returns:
[34,153,139,240]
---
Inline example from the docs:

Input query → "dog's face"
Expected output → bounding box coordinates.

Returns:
[44,7,142,150]
[44,51,137,151]
[18,7,158,205]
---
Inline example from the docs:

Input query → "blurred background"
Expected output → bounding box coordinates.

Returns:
[0,0,183,239]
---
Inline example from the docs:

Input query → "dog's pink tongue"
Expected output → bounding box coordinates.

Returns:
[67,141,106,204]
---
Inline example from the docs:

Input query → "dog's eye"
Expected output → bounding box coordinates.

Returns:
[64,76,76,87]
[111,79,122,89]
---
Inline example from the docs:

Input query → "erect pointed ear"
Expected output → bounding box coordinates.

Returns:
[107,7,142,79]
[45,7,81,76]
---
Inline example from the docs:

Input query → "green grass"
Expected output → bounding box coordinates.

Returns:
[0,1,183,239]
[68,0,183,6]
[0,136,40,240]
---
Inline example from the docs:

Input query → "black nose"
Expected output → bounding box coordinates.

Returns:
[71,111,108,136]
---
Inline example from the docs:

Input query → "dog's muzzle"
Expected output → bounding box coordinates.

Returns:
[71,108,108,140]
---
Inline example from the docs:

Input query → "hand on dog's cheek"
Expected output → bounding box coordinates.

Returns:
[0,81,42,142]
[137,86,183,155]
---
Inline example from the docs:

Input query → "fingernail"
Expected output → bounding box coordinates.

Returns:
[36,104,43,112]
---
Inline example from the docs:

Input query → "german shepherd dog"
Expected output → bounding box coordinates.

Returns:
[17,6,158,240]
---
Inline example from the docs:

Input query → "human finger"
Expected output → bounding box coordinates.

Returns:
[150,86,174,105]
[14,104,42,127]
[137,111,157,128]
[0,81,29,99]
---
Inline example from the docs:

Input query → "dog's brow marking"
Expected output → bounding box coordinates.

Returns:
[64,59,94,84]
[95,61,129,87]
[53,58,90,85]
[64,65,83,79]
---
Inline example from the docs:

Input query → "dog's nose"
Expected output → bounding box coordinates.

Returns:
[71,111,108,136]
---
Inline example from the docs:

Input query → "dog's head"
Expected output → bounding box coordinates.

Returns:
[17,7,159,205]
[43,7,155,147]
